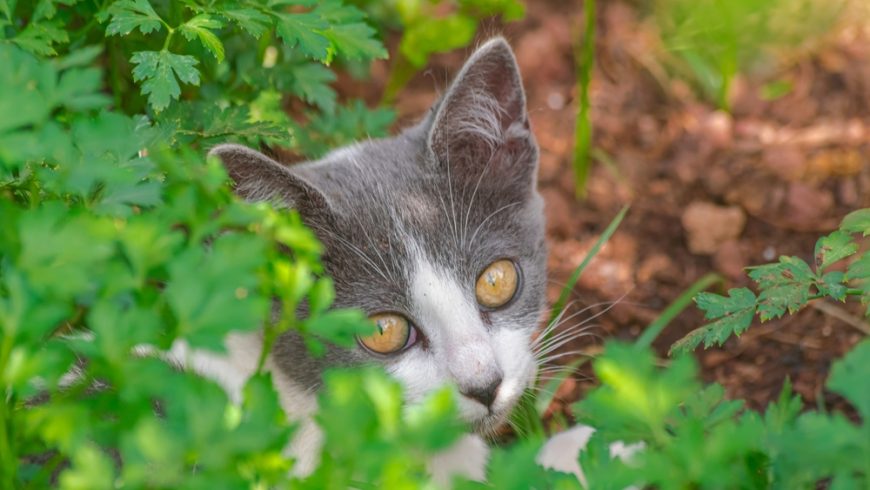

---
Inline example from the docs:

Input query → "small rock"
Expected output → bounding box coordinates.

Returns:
[681,202,747,255]
[762,145,806,181]
[701,110,734,149]
[637,253,678,284]
[786,183,834,222]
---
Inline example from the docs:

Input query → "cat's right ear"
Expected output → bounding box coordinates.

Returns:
[426,38,537,187]
[208,144,330,217]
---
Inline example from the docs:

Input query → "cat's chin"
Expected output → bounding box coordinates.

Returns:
[470,410,512,438]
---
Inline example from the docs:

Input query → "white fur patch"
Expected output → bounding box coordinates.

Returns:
[165,333,322,476]
[429,433,490,485]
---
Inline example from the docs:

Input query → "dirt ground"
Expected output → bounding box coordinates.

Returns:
[338,1,870,418]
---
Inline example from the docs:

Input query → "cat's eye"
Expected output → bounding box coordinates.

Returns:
[358,313,417,355]
[476,259,520,309]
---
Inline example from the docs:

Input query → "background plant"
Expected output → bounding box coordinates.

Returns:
[649,0,847,110]
[353,0,525,104]
[674,209,870,354]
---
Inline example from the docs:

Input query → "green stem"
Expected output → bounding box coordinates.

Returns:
[572,0,596,199]
[0,335,16,489]
[162,27,175,52]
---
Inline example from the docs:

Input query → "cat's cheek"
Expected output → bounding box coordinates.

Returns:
[385,348,443,405]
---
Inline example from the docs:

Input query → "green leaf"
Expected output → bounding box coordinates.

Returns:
[130,50,200,112]
[289,62,337,113]
[671,287,757,353]
[220,7,272,38]
[323,21,387,61]
[840,208,870,236]
[827,338,870,421]
[576,342,699,442]
[58,444,115,490]
[179,14,225,62]
[400,15,477,67]
[748,256,816,321]
[815,230,858,271]
[164,234,268,351]
[32,0,80,22]
[845,251,870,314]
[104,0,163,36]
[275,12,331,61]
[12,20,69,56]
[819,271,847,302]
[303,308,372,349]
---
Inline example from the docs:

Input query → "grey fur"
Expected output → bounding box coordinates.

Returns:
[210,38,546,398]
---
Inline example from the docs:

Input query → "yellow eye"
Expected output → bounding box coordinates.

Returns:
[476,259,519,308]
[359,313,414,355]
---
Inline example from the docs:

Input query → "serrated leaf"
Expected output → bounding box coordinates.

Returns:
[845,252,870,316]
[289,62,336,112]
[220,7,271,38]
[577,342,700,441]
[131,50,200,112]
[32,0,80,22]
[179,14,225,62]
[827,338,870,421]
[323,21,387,61]
[275,12,330,61]
[12,20,69,56]
[819,271,848,302]
[671,288,757,354]
[748,256,816,321]
[840,209,870,236]
[815,230,858,271]
[104,0,163,36]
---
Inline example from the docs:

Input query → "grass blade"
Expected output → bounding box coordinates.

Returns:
[634,272,722,350]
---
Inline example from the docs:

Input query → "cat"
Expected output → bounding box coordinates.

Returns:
[177,37,587,484]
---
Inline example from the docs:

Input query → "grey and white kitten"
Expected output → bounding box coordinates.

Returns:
[175,38,578,482]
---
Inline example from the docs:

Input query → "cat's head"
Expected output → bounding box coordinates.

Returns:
[211,38,545,433]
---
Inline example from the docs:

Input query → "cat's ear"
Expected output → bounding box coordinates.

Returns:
[427,37,537,184]
[208,144,330,217]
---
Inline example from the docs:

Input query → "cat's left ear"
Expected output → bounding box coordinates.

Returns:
[427,37,537,186]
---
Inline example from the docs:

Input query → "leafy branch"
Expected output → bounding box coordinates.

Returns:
[673,210,870,354]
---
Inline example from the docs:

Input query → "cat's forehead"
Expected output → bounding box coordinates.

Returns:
[309,133,532,251]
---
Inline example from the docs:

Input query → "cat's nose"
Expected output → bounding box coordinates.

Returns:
[461,376,503,409]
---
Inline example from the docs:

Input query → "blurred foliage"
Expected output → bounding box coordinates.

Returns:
[352,0,525,103]
[576,340,869,489]
[650,0,847,109]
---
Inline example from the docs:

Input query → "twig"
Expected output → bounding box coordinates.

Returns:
[810,300,870,335]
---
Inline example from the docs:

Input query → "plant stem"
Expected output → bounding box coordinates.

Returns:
[0,335,16,489]
[572,0,596,199]
[162,28,175,52]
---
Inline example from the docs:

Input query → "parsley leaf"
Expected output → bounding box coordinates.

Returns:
[179,14,225,62]
[672,287,757,353]
[104,0,164,36]
[748,256,816,321]
[815,230,858,271]
[131,50,201,112]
